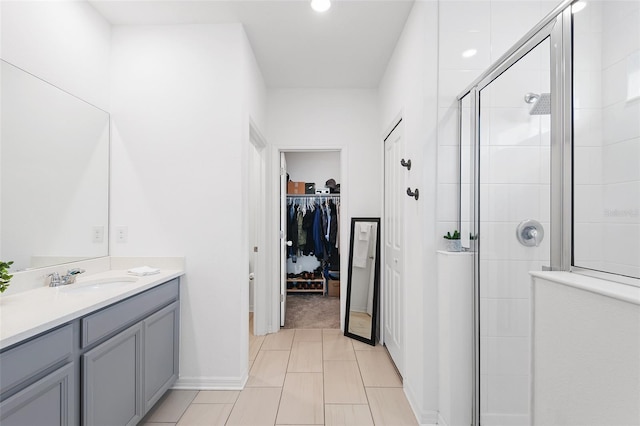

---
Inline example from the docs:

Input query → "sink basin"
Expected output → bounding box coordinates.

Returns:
[58,276,138,293]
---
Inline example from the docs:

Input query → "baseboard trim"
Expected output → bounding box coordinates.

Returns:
[438,413,450,426]
[172,375,248,390]
[403,383,439,425]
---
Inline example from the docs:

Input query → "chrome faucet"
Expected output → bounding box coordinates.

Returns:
[48,268,86,287]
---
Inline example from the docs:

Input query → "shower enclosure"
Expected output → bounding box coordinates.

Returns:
[459,0,640,425]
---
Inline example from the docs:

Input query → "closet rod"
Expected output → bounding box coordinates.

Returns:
[286,194,340,197]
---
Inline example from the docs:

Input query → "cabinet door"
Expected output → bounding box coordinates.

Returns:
[83,323,142,426]
[143,301,179,411]
[0,362,74,426]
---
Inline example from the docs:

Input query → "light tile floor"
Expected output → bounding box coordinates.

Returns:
[140,324,416,425]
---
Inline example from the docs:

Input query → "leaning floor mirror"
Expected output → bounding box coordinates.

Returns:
[344,217,380,346]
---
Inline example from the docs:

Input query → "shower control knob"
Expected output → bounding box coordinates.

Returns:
[516,219,544,247]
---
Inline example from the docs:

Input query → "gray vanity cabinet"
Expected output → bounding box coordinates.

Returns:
[81,279,180,425]
[0,278,180,426]
[0,362,74,426]
[143,301,180,411]
[82,323,143,426]
[0,324,75,426]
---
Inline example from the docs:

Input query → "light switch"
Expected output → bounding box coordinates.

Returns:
[116,226,128,243]
[92,226,104,243]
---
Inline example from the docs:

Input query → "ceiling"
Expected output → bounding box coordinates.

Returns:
[89,0,415,88]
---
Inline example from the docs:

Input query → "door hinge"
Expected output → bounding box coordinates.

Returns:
[280,167,285,176]
[281,294,284,302]
[280,230,284,239]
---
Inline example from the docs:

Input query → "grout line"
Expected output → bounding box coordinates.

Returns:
[172,390,199,426]
[272,331,292,425]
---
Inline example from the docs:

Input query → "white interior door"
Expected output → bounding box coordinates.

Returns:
[280,152,287,327]
[383,120,404,375]
[248,142,260,329]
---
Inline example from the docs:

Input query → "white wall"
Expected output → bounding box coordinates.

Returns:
[0,1,111,110]
[110,23,266,388]
[241,24,268,329]
[532,273,640,425]
[437,251,473,426]
[285,151,341,191]
[267,88,380,331]
[378,1,439,422]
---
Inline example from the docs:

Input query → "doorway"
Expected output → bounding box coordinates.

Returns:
[279,150,342,329]
[382,119,405,376]
[248,122,267,338]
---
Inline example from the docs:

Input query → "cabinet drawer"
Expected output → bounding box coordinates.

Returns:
[0,324,73,396]
[81,279,179,348]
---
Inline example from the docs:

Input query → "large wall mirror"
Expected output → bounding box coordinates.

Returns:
[344,217,380,346]
[0,60,110,271]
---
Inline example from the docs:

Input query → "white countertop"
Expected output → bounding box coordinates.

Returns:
[0,269,183,349]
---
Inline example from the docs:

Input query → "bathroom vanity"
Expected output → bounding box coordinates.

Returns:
[0,271,182,426]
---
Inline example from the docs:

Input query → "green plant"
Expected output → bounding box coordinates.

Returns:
[443,230,460,240]
[1,260,14,293]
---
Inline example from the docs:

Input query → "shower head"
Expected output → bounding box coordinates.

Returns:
[524,92,551,115]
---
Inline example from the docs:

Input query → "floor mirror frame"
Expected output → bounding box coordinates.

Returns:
[344,217,380,346]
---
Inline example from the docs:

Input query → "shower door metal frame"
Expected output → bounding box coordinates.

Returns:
[457,2,576,425]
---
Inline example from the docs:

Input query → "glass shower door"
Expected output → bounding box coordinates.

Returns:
[478,37,551,426]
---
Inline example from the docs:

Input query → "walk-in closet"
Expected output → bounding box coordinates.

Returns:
[282,152,341,329]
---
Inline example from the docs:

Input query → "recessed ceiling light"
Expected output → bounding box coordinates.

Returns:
[571,1,586,13]
[462,49,477,58]
[311,0,331,13]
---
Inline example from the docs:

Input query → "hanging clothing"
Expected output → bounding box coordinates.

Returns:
[328,201,338,246]
[335,203,340,249]
[313,206,325,260]
[297,209,306,247]
[302,208,315,255]
[287,203,299,262]
[286,195,340,262]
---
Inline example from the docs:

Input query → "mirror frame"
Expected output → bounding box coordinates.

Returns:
[344,217,380,346]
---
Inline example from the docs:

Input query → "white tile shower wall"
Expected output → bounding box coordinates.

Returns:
[573,0,605,272]
[436,0,559,248]
[573,0,640,277]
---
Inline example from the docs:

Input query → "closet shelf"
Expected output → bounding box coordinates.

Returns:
[287,288,325,294]
[287,278,324,283]
[287,278,326,295]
